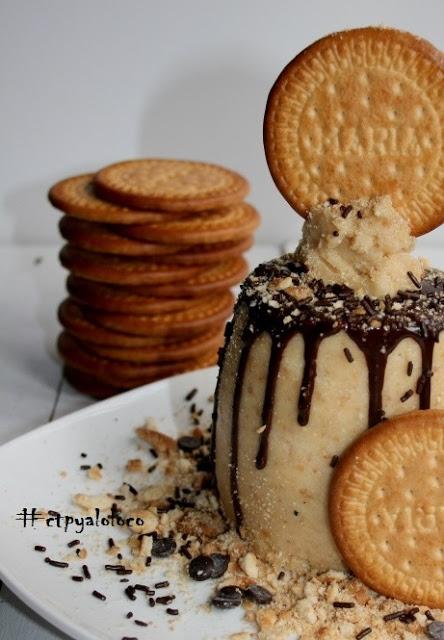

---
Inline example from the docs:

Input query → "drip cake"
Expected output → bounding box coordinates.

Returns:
[212,24,444,596]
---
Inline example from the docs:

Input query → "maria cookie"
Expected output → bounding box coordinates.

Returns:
[59,245,203,286]
[329,410,444,608]
[49,174,189,224]
[87,290,234,338]
[123,202,260,245]
[58,332,218,387]
[94,159,250,211]
[58,298,183,347]
[59,217,183,256]
[264,27,444,236]
[66,275,216,315]
[130,256,248,298]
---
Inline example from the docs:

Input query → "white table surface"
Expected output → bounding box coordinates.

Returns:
[1,241,443,639]
[0,243,280,640]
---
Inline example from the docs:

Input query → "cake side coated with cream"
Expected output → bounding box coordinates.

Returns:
[213,199,444,571]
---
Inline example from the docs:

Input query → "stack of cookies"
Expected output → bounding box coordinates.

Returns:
[49,158,260,398]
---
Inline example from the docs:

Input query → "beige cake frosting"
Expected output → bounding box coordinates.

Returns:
[213,198,444,571]
[296,196,427,298]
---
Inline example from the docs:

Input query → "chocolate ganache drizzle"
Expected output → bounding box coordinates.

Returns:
[212,255,444,532]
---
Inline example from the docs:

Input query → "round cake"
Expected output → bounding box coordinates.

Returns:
[212,196,444,571]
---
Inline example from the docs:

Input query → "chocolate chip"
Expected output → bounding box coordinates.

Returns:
[427,622,444,639]
[151,538,176,558]
[177,435,202,452]
[188,555,214,581]
[244,584,273,605]
[209,553,229,578]
[211,586,243,609]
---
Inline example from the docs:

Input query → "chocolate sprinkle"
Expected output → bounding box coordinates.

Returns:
[34,545,46,552]
[80,465,91,470]
[124,482,138,496]
[67,539,80,548]
[125,586,136,601]
[92,590,106,601]
[156,595,175,605]
[82,565,91,580]
[356,629,372,639]
[330,455,339,468]
[71,576,84,582]
[126,612,133,619]
[407,361,413,376]
[333,601,355,608]
[426,610,436,621]
[185,388,198,401]
[343,347,354,363]
[45,558,69,569]
[341,204,353,218]
[383,608,414,622]
[134,620,148,627]
[400,389,414,403]
[154,581,169,589]
[166,608,179,616]
[407,271,421,289]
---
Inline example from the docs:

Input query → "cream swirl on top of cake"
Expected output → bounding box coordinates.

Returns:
[295,196,427,298]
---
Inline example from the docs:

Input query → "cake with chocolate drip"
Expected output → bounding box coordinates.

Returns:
[212,196,444,571]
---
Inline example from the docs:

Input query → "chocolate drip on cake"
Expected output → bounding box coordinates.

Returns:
[256,340,286,469]
[230,339,254,531]
[213,256,444,529]
[297,325,339,426]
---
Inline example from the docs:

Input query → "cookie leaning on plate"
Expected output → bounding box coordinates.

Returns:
[94,158,250,211]
[264,27,444,236]
[329,410,444,608]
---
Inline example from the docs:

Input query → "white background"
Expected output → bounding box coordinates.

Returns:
[1,0,444,250]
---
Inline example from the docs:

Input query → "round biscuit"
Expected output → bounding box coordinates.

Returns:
[123,202,260,245]
[330,409,444,608]
[87,290,234,338]
[59,245,204,286]
[264,27,444,236]
[94,158,250,211]
[48,174,191,224]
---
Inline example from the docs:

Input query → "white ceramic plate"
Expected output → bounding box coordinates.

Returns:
[0,367,252,640]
